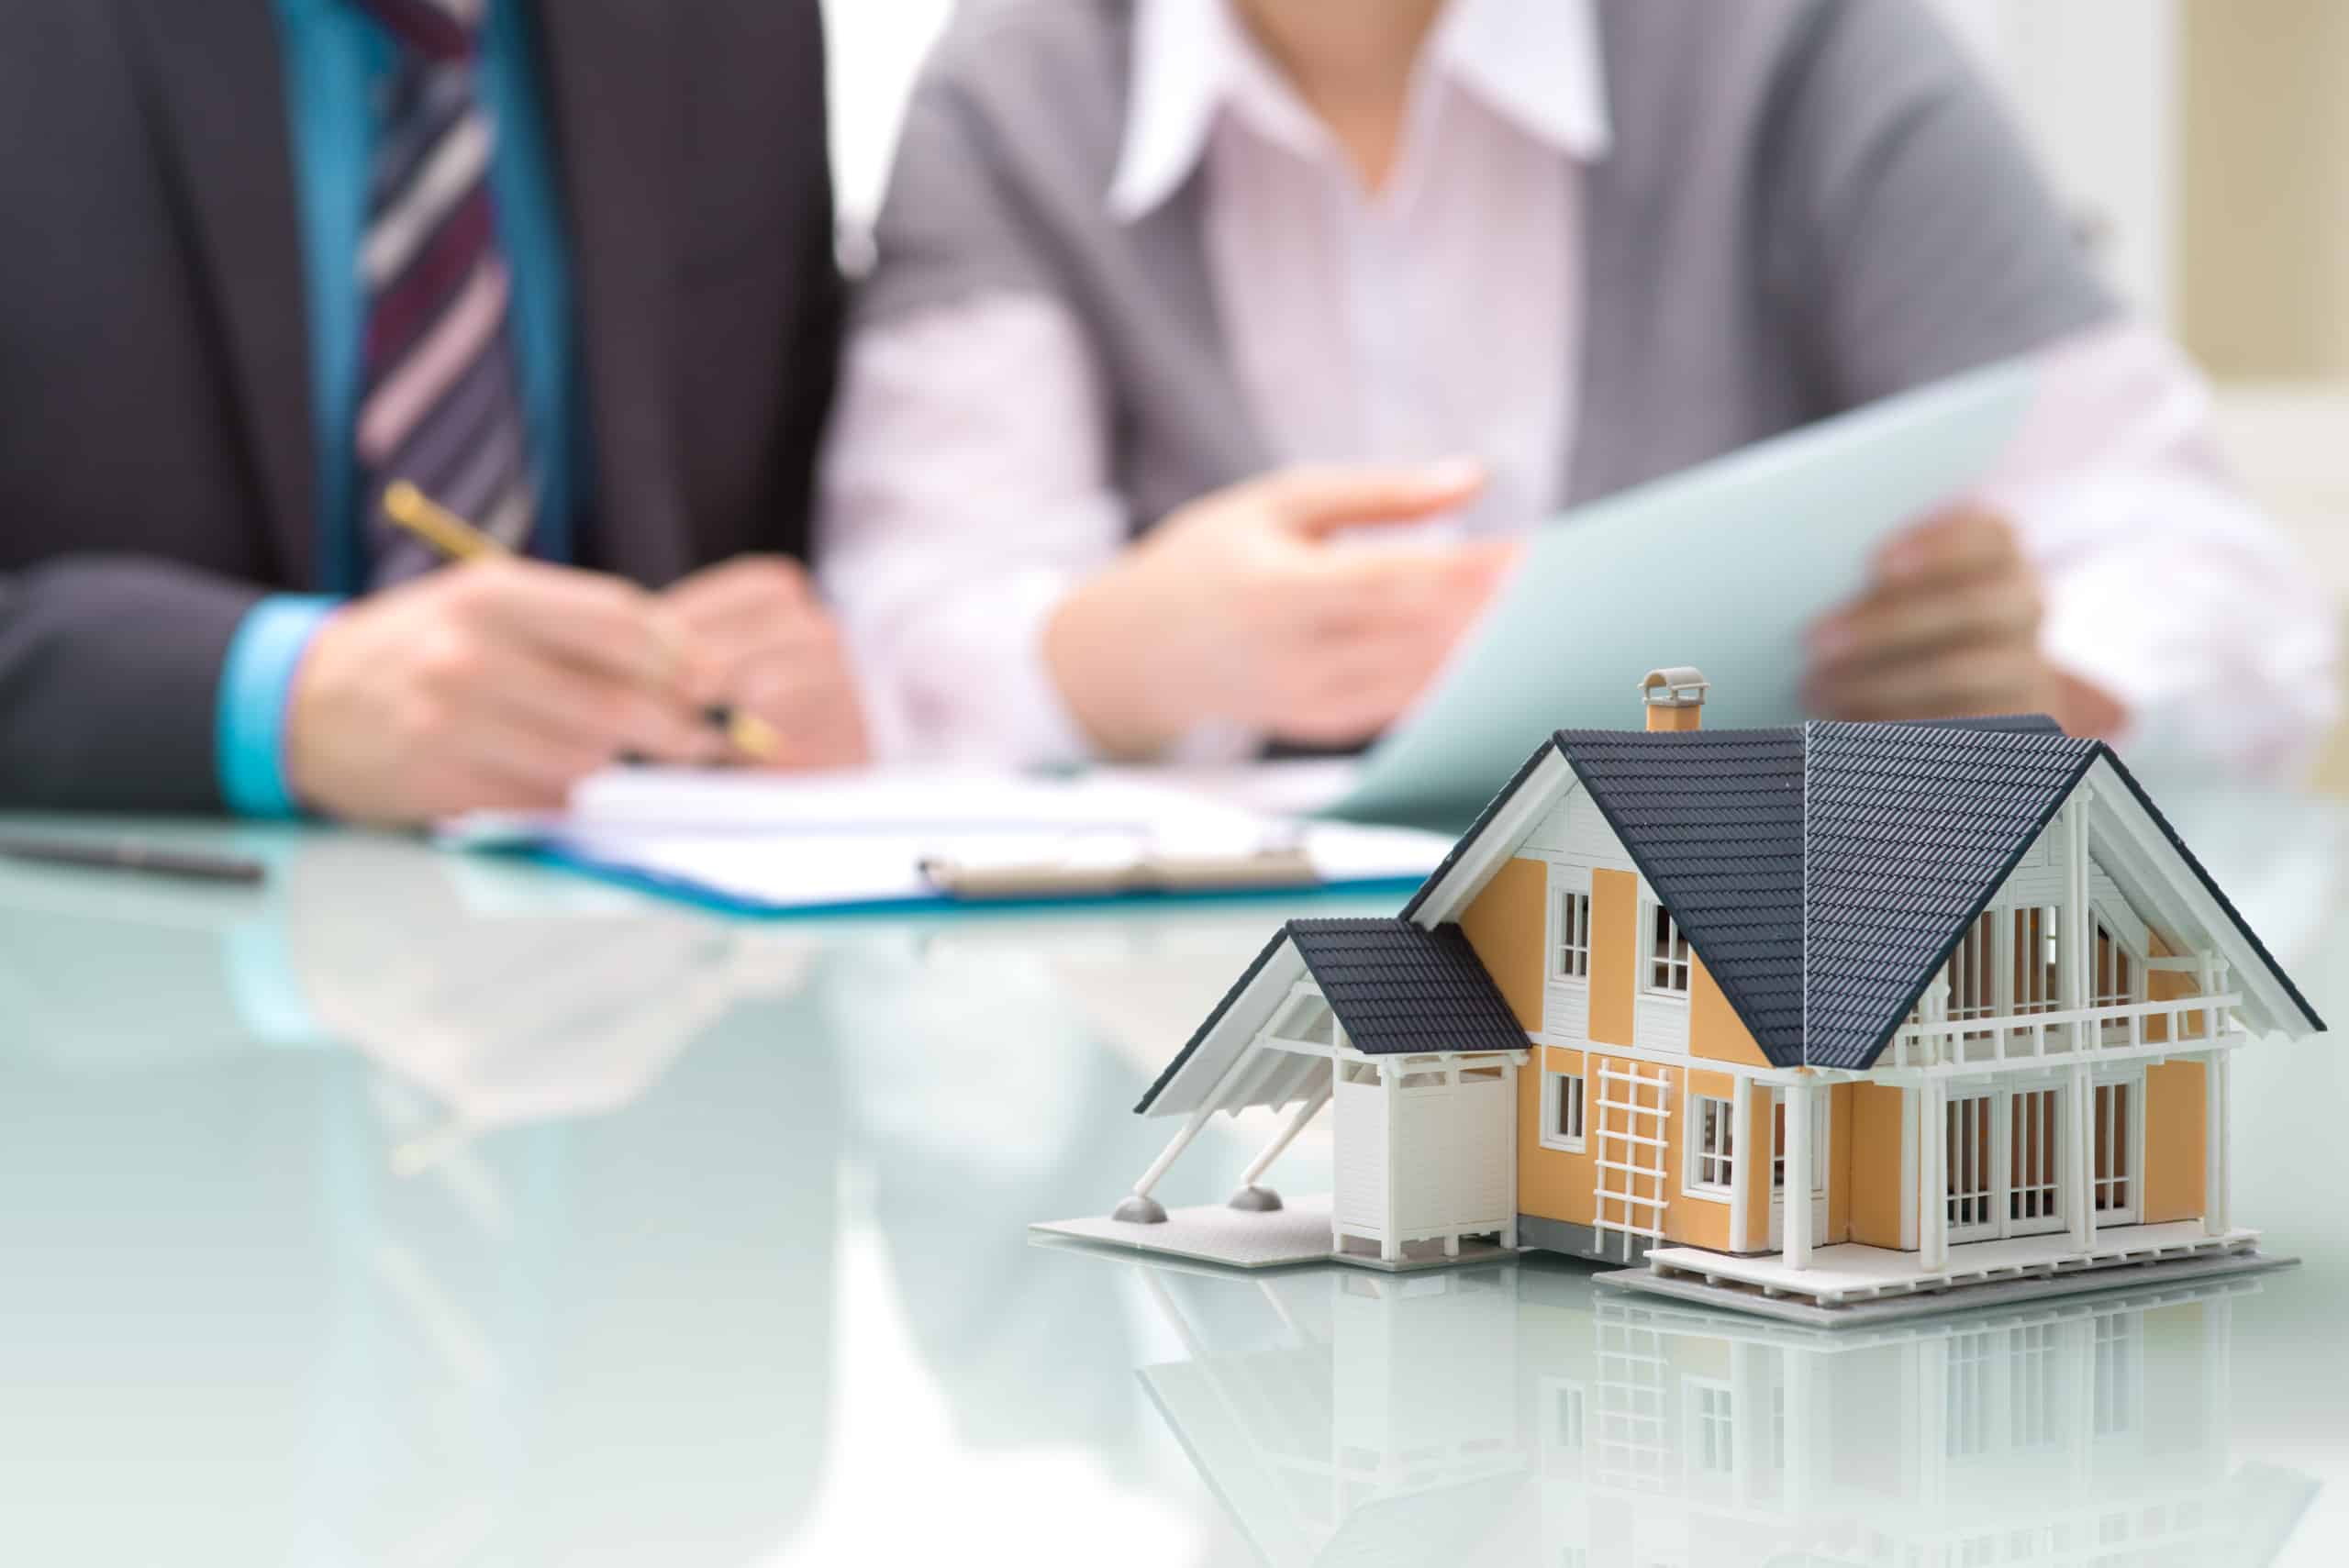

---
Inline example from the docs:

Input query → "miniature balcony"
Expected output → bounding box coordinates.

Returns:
[1883,990,2244,1073]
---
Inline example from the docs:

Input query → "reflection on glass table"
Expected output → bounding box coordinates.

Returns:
[1133,1260,2315,1566]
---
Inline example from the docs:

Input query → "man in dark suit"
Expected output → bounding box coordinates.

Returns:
[0,0,863,823]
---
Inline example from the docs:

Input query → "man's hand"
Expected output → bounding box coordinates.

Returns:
[661,555,871,770]
[286,559,721,826]
[1805,506,2124,735]
[1043,462,1519,756]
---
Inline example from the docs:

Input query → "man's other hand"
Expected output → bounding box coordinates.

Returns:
[662,555,872,771]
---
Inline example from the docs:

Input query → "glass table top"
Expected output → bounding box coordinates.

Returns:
[0,784,2342,1565]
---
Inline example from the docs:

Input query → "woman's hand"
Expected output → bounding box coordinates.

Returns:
[1044,462,1519,756]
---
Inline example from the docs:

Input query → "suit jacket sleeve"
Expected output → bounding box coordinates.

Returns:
[773,6,845,565]
[0,558,263,811]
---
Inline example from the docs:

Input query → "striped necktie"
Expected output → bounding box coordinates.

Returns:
[354,0,536,585]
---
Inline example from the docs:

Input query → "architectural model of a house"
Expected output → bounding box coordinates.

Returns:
[1039,669,2327,1322]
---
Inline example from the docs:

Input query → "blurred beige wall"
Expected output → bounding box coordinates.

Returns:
[2179,0,2349,377]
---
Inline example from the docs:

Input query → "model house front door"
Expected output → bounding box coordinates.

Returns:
[1944,1085,2069,1244]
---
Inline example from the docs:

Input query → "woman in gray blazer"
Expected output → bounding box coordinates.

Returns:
[819,0,2334,779]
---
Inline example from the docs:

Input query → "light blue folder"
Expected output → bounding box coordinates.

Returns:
[1332,359,2040,825]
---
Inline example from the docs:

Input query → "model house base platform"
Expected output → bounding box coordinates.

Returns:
[1031,1194,1518,1273]
[1036,1201,2298,1326]
[1603,1234,2298,1328]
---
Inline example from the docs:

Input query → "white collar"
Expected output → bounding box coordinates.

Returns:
[1108,0,1613,222]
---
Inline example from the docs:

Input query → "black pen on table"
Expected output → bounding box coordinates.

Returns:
[0,834,266,884]
[379,480,784,762]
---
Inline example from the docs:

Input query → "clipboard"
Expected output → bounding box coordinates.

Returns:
[447,766,1450,917]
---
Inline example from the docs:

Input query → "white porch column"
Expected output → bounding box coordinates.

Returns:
[1730,1073,1753,1254]
[2063,790,2092,1052]
[2069,1060,2097,1251]
[1380,1061,1401,1262]
[1500,1060,1521,1249]
[2204,1048,2232,1236]
[1235,1082,1332,1193]
[1918,1079,1948,1272]
[1785,1080,1815,1270]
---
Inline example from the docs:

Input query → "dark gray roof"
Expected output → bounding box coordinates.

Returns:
[1132,918,1527,1114]
[1551,719,2099,1069]
[1544,716,2321,1069]
[1547,727,1808,1057]
[1287,918,1529,1057]
[1800,721,2101,1068]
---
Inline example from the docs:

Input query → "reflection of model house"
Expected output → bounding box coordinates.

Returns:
[1137,1266,2313,1567]
[1537,1284,2313,1567]
[1095,670,2324,1320]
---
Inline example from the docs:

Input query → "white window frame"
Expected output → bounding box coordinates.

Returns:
[1642,901,1692,998]
[2090,1069,2145,1225]
[1541,1067,1587,1152]
[2014,903,2062,1016]
[1685,1094,1736,1199]
[1552,888,1593,982]
[2091,915,2144,1009]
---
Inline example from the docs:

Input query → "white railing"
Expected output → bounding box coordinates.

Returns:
[1888,992,2243,1070]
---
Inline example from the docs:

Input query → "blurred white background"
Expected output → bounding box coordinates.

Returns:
[818,0,2347,783]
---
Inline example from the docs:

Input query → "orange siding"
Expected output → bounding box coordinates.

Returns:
[1689,954,1770,1067]
[1850,1083,1909,1249]
[1459,855,1547,1034]
[1588,869,1638,1048]
[2143,1059,2209,1223]
[1742,1078,1775,1251]
[1517,1045,1597,1228]
[1517,1053,1739,1252]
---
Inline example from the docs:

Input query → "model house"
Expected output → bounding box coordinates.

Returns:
[1062,669,2325,1320]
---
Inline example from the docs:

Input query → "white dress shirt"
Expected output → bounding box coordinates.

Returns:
[818,0,2339,781]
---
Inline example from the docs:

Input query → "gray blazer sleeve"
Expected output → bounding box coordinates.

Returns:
[0,559,260,811]
[1765,0,2118,404]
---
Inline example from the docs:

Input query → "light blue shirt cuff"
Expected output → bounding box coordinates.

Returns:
[217,595,343,818]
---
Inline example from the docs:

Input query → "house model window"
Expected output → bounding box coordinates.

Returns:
[2093,919,2139,1009]
[1554,891,1592,980]
[1687,1095,1735,1195]
[2093,1079,2140,1218]
[1543,1070,1586,1152]
[1646,906,1691,995]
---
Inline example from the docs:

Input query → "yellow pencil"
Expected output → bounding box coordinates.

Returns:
[380,482,784,762]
